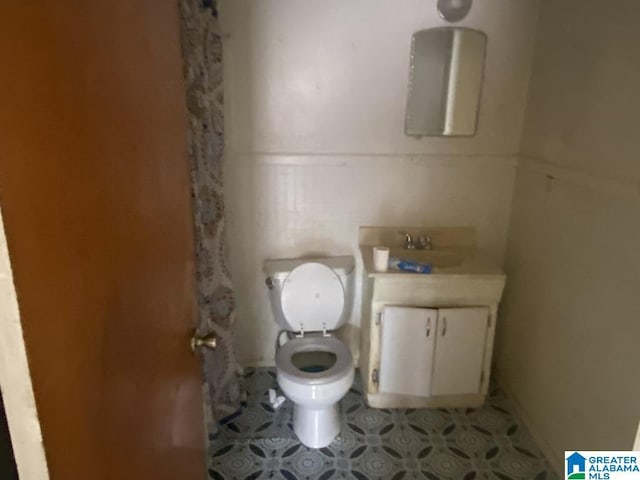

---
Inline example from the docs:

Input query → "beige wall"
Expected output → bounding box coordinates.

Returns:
[220,0,539,365]
[497,0,640,471]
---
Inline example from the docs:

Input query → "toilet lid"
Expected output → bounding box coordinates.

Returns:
[281,262,345,332]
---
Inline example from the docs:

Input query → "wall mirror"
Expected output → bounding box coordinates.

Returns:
[405,27,487,137]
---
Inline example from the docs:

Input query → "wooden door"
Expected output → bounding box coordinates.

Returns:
[431,307,489,396]
[378,306,437,397]
[0,2,204,479]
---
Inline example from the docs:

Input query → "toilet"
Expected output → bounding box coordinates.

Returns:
[264,256,355,448]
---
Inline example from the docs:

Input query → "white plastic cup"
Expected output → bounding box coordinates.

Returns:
[373,246,390,272]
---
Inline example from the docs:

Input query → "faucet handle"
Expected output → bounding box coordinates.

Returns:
[416,235,432,250]
[398,231,415,249]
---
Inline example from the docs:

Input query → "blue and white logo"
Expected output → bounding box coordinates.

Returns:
[567,452,587,479]
[565,451,640,480]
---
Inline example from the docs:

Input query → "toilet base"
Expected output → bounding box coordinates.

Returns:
[293,403,340,448]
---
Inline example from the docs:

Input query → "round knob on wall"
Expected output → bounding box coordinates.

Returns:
[437,0,472,22]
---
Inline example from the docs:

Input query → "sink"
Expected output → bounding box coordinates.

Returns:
[358,225,507,411]
[359,226,505,277]
[389,248,464,268]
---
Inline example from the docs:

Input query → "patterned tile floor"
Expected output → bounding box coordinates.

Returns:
[208,369,558,480]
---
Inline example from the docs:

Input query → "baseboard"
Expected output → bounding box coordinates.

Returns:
[494,371,563,476]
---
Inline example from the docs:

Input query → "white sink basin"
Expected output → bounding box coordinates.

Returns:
[389,248,464,268]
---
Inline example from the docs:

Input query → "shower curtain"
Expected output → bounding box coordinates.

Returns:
[178,0,241,433]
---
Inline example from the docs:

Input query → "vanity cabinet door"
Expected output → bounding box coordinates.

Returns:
[431,307,489,396]
[378,306,438,397]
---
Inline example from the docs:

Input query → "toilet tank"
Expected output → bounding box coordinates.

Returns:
[264,255,355,332]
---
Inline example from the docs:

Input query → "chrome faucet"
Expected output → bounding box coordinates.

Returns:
[416,235,433,250]
[399,231,416,249]
[399,231,433,250]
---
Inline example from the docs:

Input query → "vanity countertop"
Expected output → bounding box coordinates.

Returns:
[360,245,505,279]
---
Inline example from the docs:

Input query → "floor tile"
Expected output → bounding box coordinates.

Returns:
[209,369,558,480]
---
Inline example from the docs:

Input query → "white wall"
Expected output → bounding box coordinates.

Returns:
[219,0,540,365]
[496,0,640,471]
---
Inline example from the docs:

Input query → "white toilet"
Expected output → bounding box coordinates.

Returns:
[264,256,355,448]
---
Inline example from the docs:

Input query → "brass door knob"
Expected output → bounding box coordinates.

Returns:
[191,331,217,352]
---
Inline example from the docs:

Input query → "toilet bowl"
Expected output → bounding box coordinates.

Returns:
[264,256,355,448]
[276,336,354,447]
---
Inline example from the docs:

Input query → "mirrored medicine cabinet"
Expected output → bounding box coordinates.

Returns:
[405,27,487,137]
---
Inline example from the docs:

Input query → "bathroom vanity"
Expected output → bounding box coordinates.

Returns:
[358,227,506,408]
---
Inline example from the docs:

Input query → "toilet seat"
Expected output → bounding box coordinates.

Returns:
[276,336,353,386]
